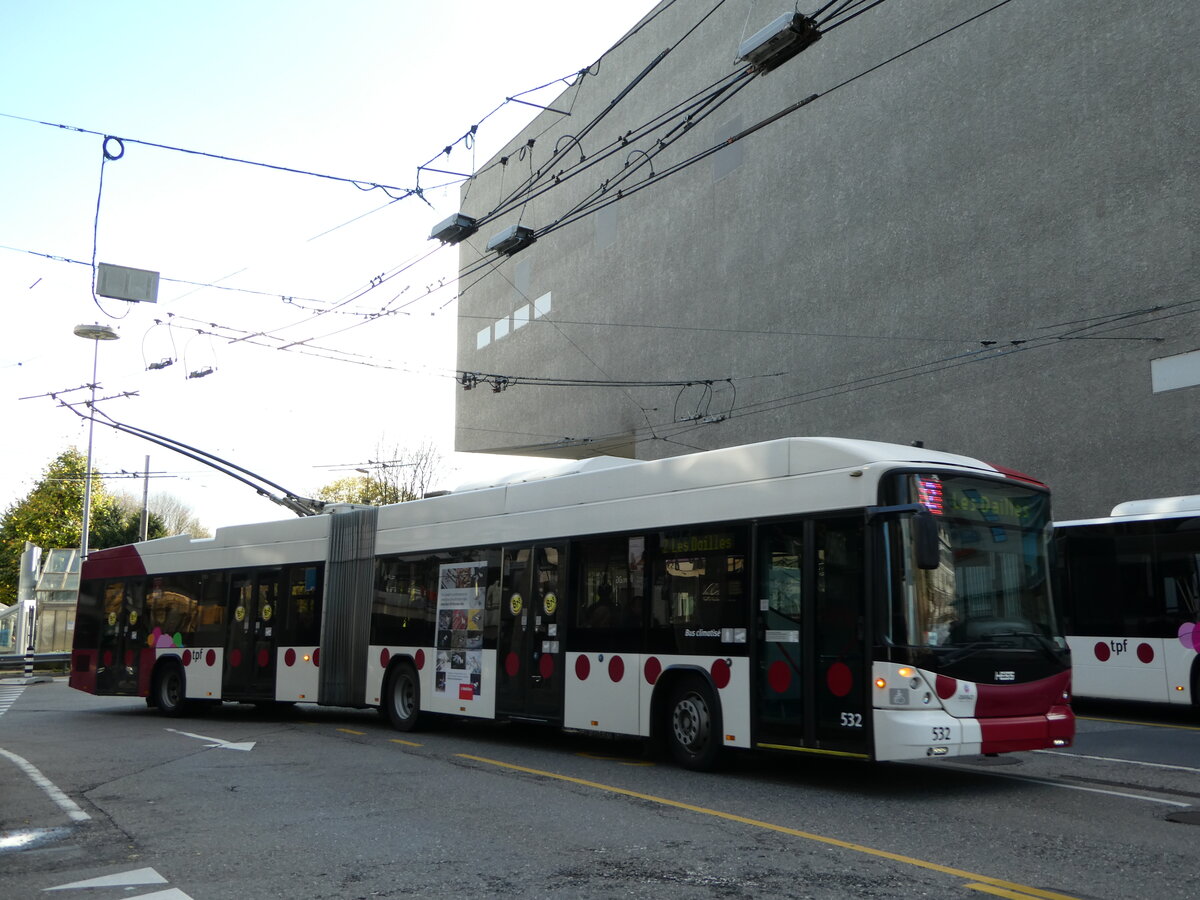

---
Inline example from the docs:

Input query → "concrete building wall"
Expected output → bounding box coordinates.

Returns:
[453,0,1198,520]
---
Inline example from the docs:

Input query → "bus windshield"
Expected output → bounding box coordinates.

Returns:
[885,474,1061,651]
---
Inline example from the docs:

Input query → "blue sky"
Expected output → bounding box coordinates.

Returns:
[0,0,659,529]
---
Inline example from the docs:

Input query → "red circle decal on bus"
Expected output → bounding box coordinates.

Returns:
[575,655,590,681]
[284,649,296,667]
[1093,642,1110,662]
[644,657,662,685]
[539,654,555,679]
[1180,622,1198,650]
[257,649,269,668]
[505,652,520,677]
[710,658,731,690]
[936,675,957,700]
[1136,642,1154,664]
[415,648,425,670]
[380,648,391,668]
[608,655,625,683]
[180,650,191,667]
[826,661,853,697]
[767,660,791,693]
[206,649,216,667]
[230,649,242,668]
[312,648,320,667]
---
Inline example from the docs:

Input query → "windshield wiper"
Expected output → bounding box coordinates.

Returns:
[940,632,1063,667]
[940,641,994,666]
[989,631,1064,665]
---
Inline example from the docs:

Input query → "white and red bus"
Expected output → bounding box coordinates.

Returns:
[1055,495,1200,707]
[71,437,1073,769]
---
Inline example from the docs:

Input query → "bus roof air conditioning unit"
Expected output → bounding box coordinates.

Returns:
[429,212,478,244]
[486,224,536,256]
[737,12,821,73]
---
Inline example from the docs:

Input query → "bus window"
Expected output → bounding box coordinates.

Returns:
[282,565,322,646]
[1066,526,1155,637]
[73,583,102,649]
[649,527,747,654]
[572,536,646,650]
[149,574,199,646]
[1157,524,1200,628]
[195,572,226,646]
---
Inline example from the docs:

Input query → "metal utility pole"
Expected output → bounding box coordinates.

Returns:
[73,323,120,559]
[139,454,150,541]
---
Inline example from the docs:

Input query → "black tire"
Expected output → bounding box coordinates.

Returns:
[384,663,422,732]
[154,663,189,718]
[665,676,723,771]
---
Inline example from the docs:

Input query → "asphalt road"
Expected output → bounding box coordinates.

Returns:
[1,680,1197,899]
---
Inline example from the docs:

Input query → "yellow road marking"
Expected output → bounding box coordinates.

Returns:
[966,882,1054,899]
[336,728,366,736]
[575,752,654,767]
[1076,715,1200,733]
[390,738,422,747]
[457,754,1082,900]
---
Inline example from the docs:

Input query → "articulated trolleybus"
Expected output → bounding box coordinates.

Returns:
[1056,495,1200,707]
[71,437,1073,769]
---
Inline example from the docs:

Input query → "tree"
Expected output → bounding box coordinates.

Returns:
[147,492,211,538]
[314,440,443,507]
[1,448,96,605]
[109,491,210,539]
[0,449,205,606]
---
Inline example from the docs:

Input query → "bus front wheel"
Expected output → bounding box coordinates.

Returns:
[153,664,189,717]
[665,677,723,771]
[384,663,422,732]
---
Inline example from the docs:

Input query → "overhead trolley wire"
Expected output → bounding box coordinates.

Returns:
[0,111,419,198]
[456,0,1024,305]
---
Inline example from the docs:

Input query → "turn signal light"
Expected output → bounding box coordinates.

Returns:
[898,667,914,678]
[874,678,887,689]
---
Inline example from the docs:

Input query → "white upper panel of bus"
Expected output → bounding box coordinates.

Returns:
[368,436,1003,553]
[1057,494,1200,528]
[124,437,1009,566]
[1110,495,1200,517]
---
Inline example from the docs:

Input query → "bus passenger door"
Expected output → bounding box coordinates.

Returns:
[756,518,869,756]
[223,570,280,700]
[97,579,143,695]
[812,517,869,755]
[496,544,566,722]
[756,524,807,747]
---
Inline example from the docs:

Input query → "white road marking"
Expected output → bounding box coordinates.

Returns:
[46,867,168,890]
[947,763,1192,807]
[0,747,90,822]
[1033,748,1200,775]
[165,727,256,751]
[0,685,24,716]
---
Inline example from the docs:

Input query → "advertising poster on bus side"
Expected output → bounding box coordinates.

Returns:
[435,562,485,699]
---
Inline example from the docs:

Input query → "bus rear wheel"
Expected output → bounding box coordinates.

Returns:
[154,663,189,717]
[666,677,723,771]
[384,663,422,732]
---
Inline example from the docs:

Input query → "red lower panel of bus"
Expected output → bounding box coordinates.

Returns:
[69,650,96,694]
[979,705,1074,754]
[975,670,1071,717]
[67,648,157,697]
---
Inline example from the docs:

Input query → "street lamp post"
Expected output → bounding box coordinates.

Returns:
[73,323,120,560]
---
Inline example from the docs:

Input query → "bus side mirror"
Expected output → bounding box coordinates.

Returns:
[914,509,940,570]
